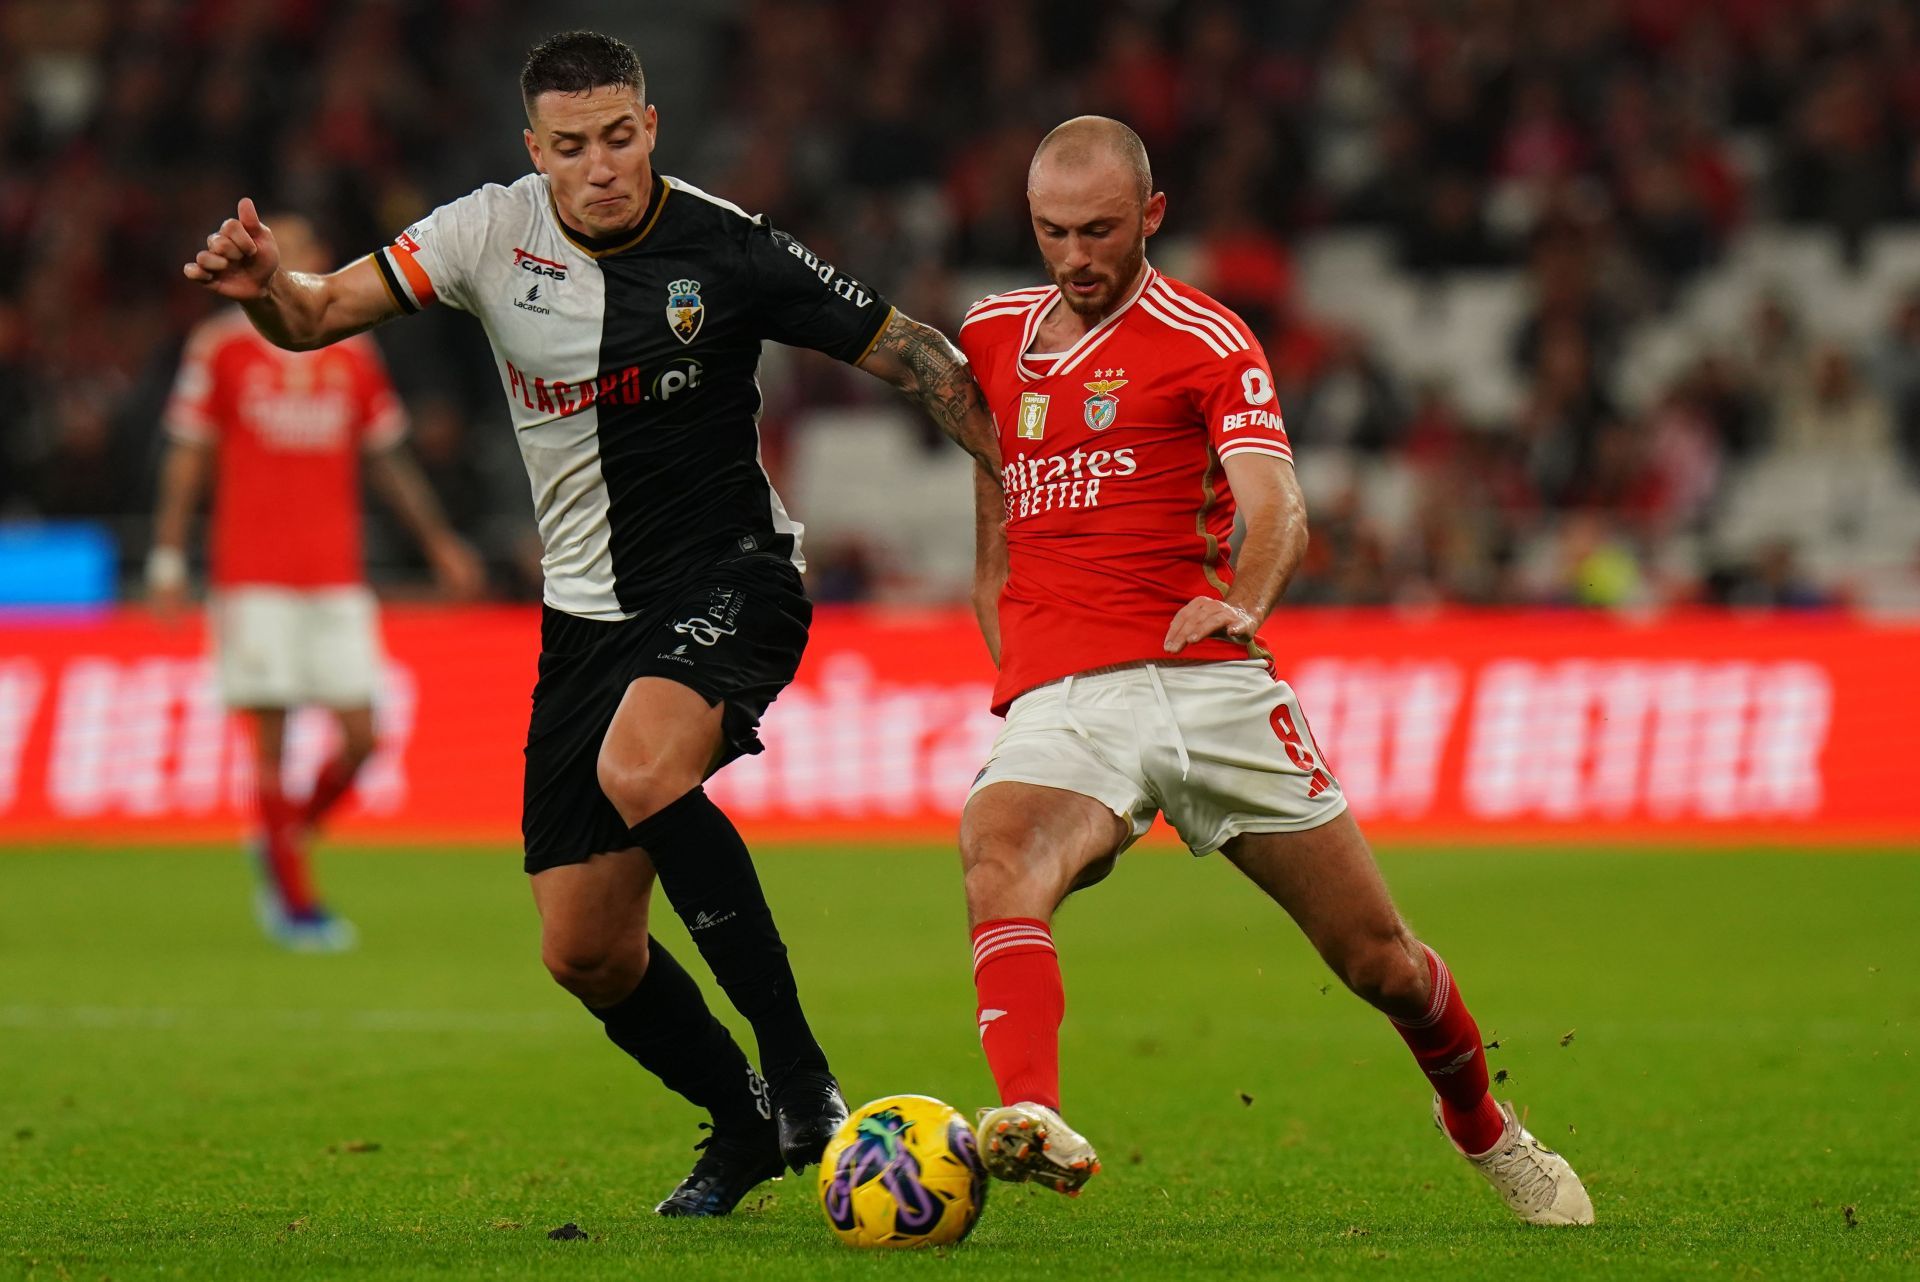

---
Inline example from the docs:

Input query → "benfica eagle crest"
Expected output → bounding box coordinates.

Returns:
[666,279,704,344]
[1082,368,1127,431]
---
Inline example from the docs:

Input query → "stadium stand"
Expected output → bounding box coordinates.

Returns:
[4,0,1920,610]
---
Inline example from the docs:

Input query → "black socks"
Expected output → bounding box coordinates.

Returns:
[629,787,829,1085]
[586,936,769,1132]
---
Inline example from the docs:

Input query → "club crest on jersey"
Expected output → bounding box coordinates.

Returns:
[667,279,704,345]
[1082,368,1128,431]
[1017,392,1050,440]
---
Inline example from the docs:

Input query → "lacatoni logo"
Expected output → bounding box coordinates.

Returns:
[514,283,550,316]
[513,248,568,281]
[1003,447,1137,520]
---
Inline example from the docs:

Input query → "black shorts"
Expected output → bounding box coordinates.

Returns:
[521,553,812,873]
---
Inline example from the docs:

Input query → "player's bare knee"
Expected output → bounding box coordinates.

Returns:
[545,921,648,997]
[960,849,1012,907]
[1336,928,1427,1017]
[595,751,699,826]
[542,937,644,1004]
[961,845,1049,917]
[541,940,593,991]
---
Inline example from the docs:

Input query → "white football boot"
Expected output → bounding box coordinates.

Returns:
[1435,1097,1594,1226]
[975,1103,1101,1196]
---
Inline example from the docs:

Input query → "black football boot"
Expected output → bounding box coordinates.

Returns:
[771,1070,849,1172]
[653,1120,785,1217]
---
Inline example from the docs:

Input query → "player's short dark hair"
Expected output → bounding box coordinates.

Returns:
[520,31,645,112]
[1032,116,1153,205]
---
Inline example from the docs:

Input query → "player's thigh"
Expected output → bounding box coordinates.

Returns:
[1221,810,1409,965]
[961,781,1133,923]
[598,677,729,800]
[214,587,302,708]
[526,556,809,869]
[300,587,385,708]
[241,706,290,768]
[1149,664,1347,855]
[962,679,1156,914]
[530,847,657,965]
[331,704,377,759]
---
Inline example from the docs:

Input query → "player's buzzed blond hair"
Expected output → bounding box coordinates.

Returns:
[1029,116,1154,204]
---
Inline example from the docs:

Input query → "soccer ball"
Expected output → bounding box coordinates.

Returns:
[818,1094,988,1248]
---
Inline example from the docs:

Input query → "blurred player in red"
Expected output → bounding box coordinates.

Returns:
[956,118,1592,1226]
[150,213,483,952]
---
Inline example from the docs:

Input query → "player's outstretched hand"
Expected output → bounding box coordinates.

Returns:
[1163,597,1258,654]
[182,198,280,301]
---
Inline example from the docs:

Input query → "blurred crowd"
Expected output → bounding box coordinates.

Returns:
[0,0,537,593]
[6,0,1920,608]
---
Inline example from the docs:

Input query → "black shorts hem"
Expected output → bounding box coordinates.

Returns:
[621,662,773,762]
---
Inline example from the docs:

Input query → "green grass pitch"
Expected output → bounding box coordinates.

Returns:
[2,844,1915,1280]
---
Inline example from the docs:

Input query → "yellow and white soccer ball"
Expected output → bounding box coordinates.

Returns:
[817,1094,988,1248]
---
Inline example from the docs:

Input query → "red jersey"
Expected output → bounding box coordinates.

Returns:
[957,267,1293,712]
[164,311,406,588]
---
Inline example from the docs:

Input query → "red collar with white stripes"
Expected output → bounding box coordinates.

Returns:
[1015,265,1158,382]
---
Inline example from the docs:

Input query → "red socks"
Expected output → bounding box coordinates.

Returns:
[256,782,320,916]
[1390,945,1505,1155]
[971,918,1063,1110]
[969,920,1501,1154]
[257,746,366,917]
[301,753,363,830]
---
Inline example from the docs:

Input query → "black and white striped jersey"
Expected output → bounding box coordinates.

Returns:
[370,171,893,620]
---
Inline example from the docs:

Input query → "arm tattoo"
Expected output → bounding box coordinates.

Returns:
[869,312,1000,472]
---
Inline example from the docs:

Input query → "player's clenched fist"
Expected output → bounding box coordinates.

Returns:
[182,198,280,300]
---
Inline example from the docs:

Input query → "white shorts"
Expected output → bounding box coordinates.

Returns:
[968,660,1348,855]
[213,585,384,709]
